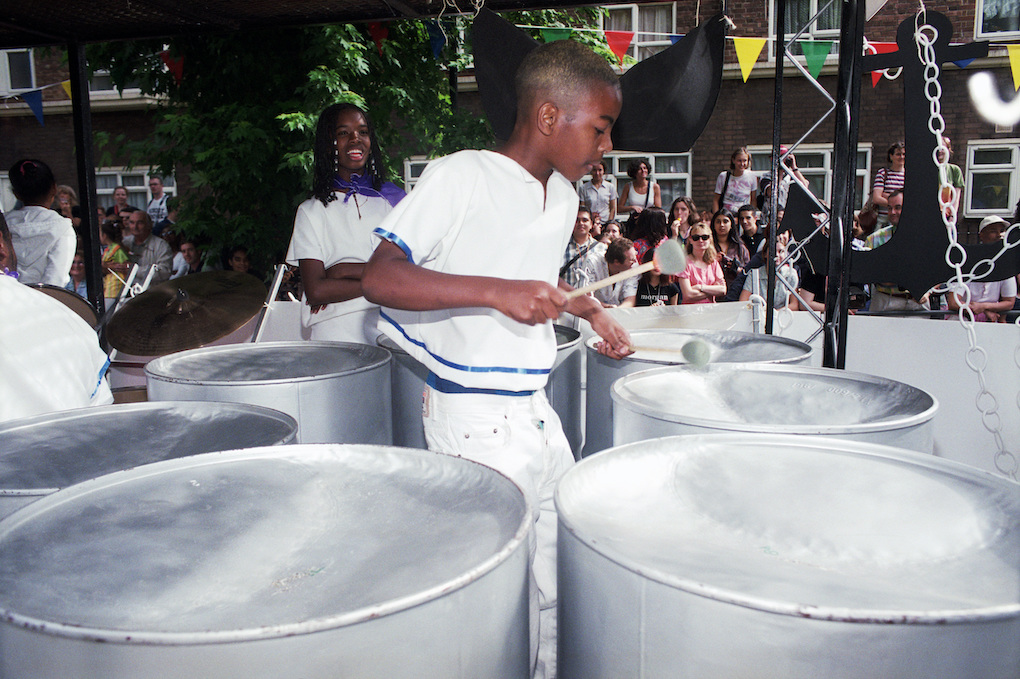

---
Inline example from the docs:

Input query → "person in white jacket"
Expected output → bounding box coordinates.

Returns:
[5,159,75,287]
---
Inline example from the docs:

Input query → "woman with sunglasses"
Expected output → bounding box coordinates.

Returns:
[678,222,726,304]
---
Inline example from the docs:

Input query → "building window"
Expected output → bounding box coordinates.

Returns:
[1,49,35,93]
[97,169,176,212]
[601,3,676,63]
[403,157,431,192]
[965,140,1020,217]
[748,145,872,209]
[596,151,691,211]
[976,0,1020,39]
[768,0,840,59]
[88,70,142,94]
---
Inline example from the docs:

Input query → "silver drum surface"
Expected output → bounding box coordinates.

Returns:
[612,363,938,453]
[0,401,297,520]
[0,444,531,679]
[583,329,811,457]
[145,341,392,444]
[556,434,1020,679]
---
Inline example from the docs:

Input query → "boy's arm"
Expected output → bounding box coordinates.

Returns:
[363,240,566,326]
[558,279,633,358]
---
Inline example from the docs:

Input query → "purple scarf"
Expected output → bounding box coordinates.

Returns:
[332,172,405,208]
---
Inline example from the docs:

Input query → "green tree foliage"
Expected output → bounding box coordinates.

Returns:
[87,22,492,270]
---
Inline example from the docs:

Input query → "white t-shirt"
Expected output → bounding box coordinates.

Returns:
[5,206,76,287]
[0,275,113,422]
[715,170,757,212]
[373,150,577,391]
[286,190,399,332]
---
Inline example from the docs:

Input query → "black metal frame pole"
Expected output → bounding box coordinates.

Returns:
[766,0,786,334]
[67,40,104,316]
[822,0,866,368]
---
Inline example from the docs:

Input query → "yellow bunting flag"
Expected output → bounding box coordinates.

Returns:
[1010,44,1020,91]
[61,80,72,99]
[732,37,767,82]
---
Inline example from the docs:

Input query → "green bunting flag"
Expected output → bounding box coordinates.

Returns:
[540,28,572,42]
[801,40,833,80]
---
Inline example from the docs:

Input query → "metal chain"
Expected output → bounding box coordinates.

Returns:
[915,12,1018,480]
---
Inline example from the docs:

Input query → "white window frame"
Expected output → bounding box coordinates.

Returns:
[403,156,432,192]
[766,0,841,62]
[593,151,692,211]
[747,144,872,209]
[88,69,143,95]
[1,48,36,94]
[600,3,677,64]
[975,0,1020,40]
[964,139,1020,218]
[96,168,176,212]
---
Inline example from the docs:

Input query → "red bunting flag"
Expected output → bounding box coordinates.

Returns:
[368,22,388,57]
[868,42,897,87]
[160,51,184,86]
[605,31,634,66]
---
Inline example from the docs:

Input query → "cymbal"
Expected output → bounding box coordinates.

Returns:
[106,271,266,356]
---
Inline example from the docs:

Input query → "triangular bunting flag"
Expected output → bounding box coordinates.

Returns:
[732,37,766,82]
[669,34,684,46]
[952,58,975,69]
[1010,45,1020,91]
[61,80,72,99]
[541,28,572,42]
[22,89,44,125]
[160,51,184,86]
[368,22,388,57]
[801,40,833,79]
[867,42,897,87]
[427,21,446,60]
[605,30,634,66]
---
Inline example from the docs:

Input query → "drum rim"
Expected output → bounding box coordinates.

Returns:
[611,363,939,433]
[145,340,391,384]
[556,433,1020,624]
[0,444,532,643]
[585,328,812,365]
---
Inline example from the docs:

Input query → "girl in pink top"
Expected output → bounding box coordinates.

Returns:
[678,221,726,304]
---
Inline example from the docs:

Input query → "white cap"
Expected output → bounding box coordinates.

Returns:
[978,215,1008,232]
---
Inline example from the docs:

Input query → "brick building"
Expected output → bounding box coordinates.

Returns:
[2,0,1017,240]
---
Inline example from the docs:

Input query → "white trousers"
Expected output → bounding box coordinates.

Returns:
[423,386,573,679]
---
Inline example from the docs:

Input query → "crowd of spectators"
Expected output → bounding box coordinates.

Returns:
[567,144,1020,317]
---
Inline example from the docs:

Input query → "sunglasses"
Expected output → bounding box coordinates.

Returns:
[691,234,711,241]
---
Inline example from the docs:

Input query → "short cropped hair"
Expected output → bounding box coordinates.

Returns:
[9,159,56,204]
[515,40,618,116]
[887,188,904,201]
[577,205,592,220]
[606,237,634,264]
[133,210,153,232]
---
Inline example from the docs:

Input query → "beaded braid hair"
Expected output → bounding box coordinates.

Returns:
[311,103,387,207]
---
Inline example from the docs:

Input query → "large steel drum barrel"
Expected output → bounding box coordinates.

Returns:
[381,326,583,455]
[0,444,531,679]
[583,329,811,457]
[145,341,392,444]
[613,363,938,453]
[0,401,297,520]
[556,434,1020,679]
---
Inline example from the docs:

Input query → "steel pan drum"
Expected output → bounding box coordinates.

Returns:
[583,329,812,457]
[0,444,531,679]
[30,283,97,327]
[377,335,429,449]
[0,401,296,520]
[556,434,1020,679]
[145,341,392,444]
[613,363,938,452]
[549,325,583,458]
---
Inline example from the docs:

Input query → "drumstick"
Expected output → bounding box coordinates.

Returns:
[565,239,687,300]
[625,338,713,366]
